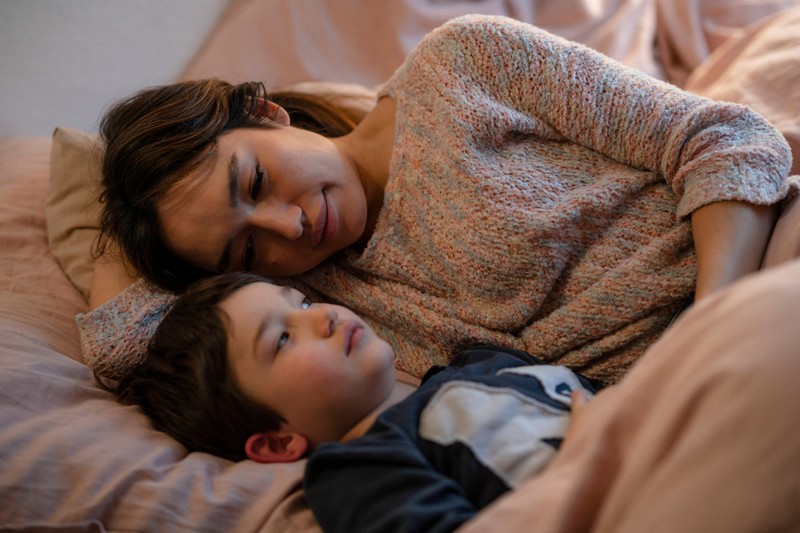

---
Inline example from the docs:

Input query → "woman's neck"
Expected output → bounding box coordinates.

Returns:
[333,96,397,243]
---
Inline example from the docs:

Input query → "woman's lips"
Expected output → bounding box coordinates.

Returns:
[311,194,327,247]
[312,190,338,248]
[322,191,338,245]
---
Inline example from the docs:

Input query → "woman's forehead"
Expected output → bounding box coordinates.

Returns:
[160,142,223,206]
[155,146,236,271]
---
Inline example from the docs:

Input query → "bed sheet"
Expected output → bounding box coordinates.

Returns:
[0,136,319,532]
[181,0,800,172]
[180,0,798,88]
[3,0,800,530]
[461,256,800,532]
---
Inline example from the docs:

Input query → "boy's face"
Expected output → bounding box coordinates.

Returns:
[220,282,396,446]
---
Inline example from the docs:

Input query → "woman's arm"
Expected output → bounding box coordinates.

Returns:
[89,241,140,310]
[691,200,778,300]
[418,16,791,216]
[423,16,791,300]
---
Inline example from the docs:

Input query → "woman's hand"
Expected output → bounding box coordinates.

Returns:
[691,200,778,300]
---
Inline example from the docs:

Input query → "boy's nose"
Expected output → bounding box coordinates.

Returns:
[302,304,338,337]
[249,203,304,241]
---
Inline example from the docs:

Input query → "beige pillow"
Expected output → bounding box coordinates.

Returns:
[45,82,377,301]
[46,127,103,300]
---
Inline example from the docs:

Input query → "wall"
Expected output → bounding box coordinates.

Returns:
[0,0,228,138]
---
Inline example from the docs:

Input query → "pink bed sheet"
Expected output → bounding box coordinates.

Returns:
[181,0,800,173]
[2,135,797,531]
[0,137,318,532]
[3,0,799,530]
[462,257,800,532]
[181,0,798,89]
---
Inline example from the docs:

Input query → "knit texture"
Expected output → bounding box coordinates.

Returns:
[76,278,176,382]
[77,15,794,384]
[287,15,794,382]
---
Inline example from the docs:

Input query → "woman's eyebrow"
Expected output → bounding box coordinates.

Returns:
[216,153,241,272]
[227,153,240,208]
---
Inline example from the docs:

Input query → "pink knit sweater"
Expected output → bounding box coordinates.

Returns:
[287,15,793,382]
[79,16,793,384]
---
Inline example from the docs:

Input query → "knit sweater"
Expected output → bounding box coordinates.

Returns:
[286,15,793,382]
[78,15,793,385]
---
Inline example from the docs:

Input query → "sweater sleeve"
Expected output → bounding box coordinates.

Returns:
[398,15,792,218]
[75,278,177,382]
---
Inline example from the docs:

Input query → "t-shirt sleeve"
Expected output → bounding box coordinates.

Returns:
[384,14,792,218]
[304,428,475,533]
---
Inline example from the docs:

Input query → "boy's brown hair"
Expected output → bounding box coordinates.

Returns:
[110,273,284,461]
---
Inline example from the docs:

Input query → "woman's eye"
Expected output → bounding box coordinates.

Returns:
[243,235,255,272]
[301,298,311,309]
[277,332,289,351]
[251,162,264,200]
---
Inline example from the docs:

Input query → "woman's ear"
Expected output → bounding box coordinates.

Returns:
[245,431,309,463]
[247,97,290,126]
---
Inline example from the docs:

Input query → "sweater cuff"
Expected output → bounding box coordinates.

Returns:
[76,278,177,383]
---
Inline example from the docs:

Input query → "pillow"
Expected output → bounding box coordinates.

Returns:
[2,136,319,532]
[46,127,103,300]
[45,82,377,301]
[282,81,378,124]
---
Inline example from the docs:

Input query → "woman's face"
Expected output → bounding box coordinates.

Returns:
[157,126,368,277]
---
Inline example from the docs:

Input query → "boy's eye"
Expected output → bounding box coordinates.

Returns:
[277,332,289,351]
[243,235,255,272]
[301,298,311,309]
[251,162,264,200]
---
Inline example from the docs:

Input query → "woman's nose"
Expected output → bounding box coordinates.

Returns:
[248,203,304,241]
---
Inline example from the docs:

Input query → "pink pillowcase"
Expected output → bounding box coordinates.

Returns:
[0,136,316,531]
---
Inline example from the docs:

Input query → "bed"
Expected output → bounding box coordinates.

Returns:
[2,1,799,530]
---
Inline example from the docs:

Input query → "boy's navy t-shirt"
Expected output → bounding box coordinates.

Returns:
[304,345,600,533]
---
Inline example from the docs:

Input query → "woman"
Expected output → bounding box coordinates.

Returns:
[89,15,793,383]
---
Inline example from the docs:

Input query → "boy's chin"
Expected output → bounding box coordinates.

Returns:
[375,339,396,368]
[363,339,397,382]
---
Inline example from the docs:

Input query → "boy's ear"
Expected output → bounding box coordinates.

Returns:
[247,97,290,126]
[245,431,309,463]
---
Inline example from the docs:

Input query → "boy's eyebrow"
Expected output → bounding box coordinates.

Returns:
[216,153,241,272]
[252,286,295,356]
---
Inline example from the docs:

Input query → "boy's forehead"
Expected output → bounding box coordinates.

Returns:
[224,281,281,308]
[221,282,288,329]
[220,284,269,352]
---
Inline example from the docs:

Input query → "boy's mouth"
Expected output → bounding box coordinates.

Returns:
[344,322,364,356]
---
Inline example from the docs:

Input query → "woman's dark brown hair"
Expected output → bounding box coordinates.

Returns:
[111,272,283,462]
[97,79,363,292]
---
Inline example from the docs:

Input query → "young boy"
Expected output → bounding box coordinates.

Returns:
[113,272,599,532]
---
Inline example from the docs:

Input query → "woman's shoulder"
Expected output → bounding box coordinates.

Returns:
[384,14,559,92]
[416,14,552,53]
[383,15,538,95]
[425,14,540,39]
